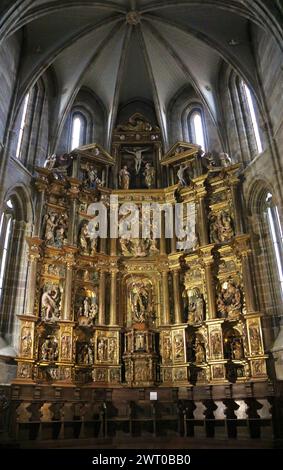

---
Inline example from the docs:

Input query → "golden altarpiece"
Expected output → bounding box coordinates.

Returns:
[15,114,268,391]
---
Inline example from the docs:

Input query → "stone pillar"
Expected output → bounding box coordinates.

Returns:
[62,247,77,321]
[161,270,170,325]
[172,269,182,324]
[34,175,48,238]
[235,235,257,313]
[201,246,217,319]
[109,270,118,326]
[231,180,244,235]
[98,271,106,325]
[25,238,42,316]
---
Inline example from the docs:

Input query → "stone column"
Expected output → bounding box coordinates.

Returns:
[161,270,170,325]
[33,174,48,238]
[172,269,182,324]
[62,247,77,321]
[201,246,217,319]
[25,238,42,316]
[235,235,257,313]
[231,184,244,235]
[98,270,106,325]
[109,269,118,326]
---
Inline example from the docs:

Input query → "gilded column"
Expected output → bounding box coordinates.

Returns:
[25,238,42,316]
[172,268,182,324]
[110,237,117,256]
[109,268,118,326]
[160,211,167,255]
[98,270,106,325]
[161,270,170,325]
[67,178,80,246]
[201,246,217,319]
[195,176,209,246]
[62,247,77,321]
[235,235,257,313]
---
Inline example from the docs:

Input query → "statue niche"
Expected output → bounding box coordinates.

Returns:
[75,287,98,326]
[183,287,205,325]
[217,277,243,320]
[40,283,62,321]
[43,211,68,248]
[119,146,155,189]
[128,278,154,325]
[209,210,234,244]
[78,220,98,256]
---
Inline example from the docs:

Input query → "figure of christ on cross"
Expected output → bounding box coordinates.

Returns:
[124,147,151,174]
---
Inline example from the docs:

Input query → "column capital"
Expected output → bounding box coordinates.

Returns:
[168,253,182,271]
[63,245,78,267]
[27,237,43,260]
[233,234,251,257]
[200,244,215,265]
[67,177,81,199]
[34,168,50,190]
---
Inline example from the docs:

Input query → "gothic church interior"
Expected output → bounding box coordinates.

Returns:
[0,0,282,448]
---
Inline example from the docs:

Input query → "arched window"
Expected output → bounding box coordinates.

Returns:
[71,114,85,150]
[0,203,13,302]
[264,192,283,298]
[188,110,206,151]
[15,93,30,159]
[227,71,265,163]
[0,191,31,348]
[243,83,263,154]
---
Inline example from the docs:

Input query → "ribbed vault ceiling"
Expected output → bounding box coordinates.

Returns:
[1,0,282,149]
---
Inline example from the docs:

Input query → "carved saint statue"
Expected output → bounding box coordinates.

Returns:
[124,147,150,174]
[143,162,155,189]
[21,328,32,356]
[173,334,184,359]
[41,286,61,321]
[78,344,93,365]
[211,330,222,358]
[108,338,116,362]
[130,281,149,322]
[97,338,107,361]
[249,323,262,354]
[209,210,234,244]
[232,339,243,360]
[163,336,172,362]
[119,165,131,189]
[219,152,232,167]
[44,212,67,247]
[44,154,57,170]
[78,222,97,255]
[217,279,242,319]
[194,338,206,363]
[183,287,205,325]
[40,336,58,362]
[82,162,102,189]
[177,162,191,187]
